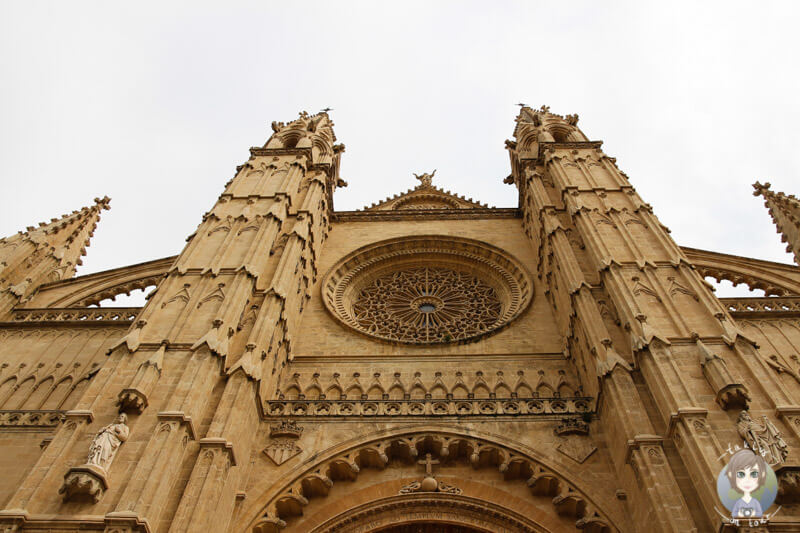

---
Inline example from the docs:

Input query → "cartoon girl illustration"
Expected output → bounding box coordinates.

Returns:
[725,449,768,518]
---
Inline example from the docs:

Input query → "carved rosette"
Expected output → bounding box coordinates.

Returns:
[322,237,532,345]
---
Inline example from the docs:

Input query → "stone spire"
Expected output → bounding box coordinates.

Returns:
[753,181,800,265]
[0,196,110,313]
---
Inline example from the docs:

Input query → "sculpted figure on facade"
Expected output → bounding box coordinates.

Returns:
[413,169,436,187]
[737,410,789,464]
[86,413,129,471]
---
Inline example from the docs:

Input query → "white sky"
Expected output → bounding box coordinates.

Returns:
[1,2,798,302]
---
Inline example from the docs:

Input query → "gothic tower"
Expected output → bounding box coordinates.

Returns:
[1,108,800,532]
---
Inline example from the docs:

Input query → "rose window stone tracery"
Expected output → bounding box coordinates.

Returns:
[352,267,503,343]
[322,237,533,345]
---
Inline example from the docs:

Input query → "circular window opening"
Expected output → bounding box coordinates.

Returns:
[322,237,533,345]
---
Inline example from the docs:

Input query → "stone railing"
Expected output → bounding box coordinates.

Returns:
[721,297,800,316]
[264,397,593,418]
[0,410,63,428]
[10,307,140,324]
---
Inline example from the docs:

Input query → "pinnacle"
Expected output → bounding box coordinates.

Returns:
[753,181,800,265]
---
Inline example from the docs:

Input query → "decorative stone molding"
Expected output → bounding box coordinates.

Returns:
[321,236,533,345]
[0,410,63,428]
[265,397,592,418]
[59,464,108,503]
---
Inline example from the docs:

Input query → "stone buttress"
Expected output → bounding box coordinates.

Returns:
[0,112,344,533]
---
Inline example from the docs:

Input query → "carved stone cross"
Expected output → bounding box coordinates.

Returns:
[418,453,439,476]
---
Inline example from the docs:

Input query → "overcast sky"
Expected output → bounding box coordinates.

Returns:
[1,2,798,303]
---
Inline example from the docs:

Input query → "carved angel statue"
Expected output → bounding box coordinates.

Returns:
[413,169,436,187]
[737,410,789,464]
[86,413,130,471]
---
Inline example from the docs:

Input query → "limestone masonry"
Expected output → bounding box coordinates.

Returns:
[1,107,800,532]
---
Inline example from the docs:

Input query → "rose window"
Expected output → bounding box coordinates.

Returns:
[322,237,532,345]
[351,267,502,343]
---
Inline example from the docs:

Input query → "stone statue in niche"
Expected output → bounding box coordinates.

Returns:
[737,410,789,465]
[87,413,129,471]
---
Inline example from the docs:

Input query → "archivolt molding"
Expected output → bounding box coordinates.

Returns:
[321,237,533,345]
[308,494,546,533]
[245,428,617,533]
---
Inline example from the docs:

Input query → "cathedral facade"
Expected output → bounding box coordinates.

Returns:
[1,107,800,532]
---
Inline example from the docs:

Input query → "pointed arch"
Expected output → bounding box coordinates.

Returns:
[515,382,534,399]
[304,384,322,401]
[409,383,426,400]
[345,383,364,400]
[324,384,343,401]
[26,376,54,409]
[283,385,302,401]
[429,383,448,399]
[43,376,73,409]
[387,383,405,400]
[0,377,17,407]
[451,382,470,399]
[6,376,35,409]
[472,382,491,399]
[366,384,385,400]
[61,377,90,410]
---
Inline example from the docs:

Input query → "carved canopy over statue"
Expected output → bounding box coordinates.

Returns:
[737,410,789,465]
[86,413,130,471]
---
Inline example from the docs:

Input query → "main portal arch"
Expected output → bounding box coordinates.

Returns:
[243,429,622,533]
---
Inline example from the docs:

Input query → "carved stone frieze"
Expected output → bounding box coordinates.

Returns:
[265,397,592,418]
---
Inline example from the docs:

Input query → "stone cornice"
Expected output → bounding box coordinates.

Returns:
[332,208,520,222]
